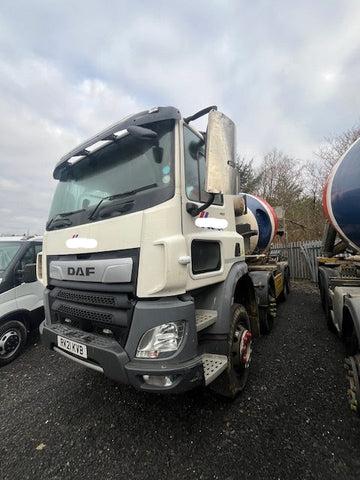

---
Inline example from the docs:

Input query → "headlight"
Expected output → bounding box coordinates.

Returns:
[136,321,185,358]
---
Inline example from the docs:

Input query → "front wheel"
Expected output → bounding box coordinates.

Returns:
[0,320,27,366]
[210,303,252,398]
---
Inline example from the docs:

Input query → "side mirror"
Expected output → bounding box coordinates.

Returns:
[205,110,237,195]
[23,263,37,283]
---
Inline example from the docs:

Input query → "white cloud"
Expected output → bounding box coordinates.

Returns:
[0,178,23,192]
[0,0,360,233]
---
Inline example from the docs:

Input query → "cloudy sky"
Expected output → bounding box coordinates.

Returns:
[1,0,360,235]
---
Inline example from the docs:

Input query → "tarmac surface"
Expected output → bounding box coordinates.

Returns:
[1,281,360,480]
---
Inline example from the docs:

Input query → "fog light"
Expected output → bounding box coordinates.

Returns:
[136,321,185,358]
[143,375,178,387]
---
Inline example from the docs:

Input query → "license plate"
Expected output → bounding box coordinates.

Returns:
[57,336,87,359]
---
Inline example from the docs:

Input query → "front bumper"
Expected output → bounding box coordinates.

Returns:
[40,300,205,393]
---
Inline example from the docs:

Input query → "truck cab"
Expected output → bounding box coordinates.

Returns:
[39,106,259,397]
[0,236,43,365]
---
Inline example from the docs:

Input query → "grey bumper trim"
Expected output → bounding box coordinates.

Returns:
[53,345,104,373]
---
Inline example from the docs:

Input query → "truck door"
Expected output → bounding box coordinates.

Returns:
[14,243,43,312]
[181,124,226,283]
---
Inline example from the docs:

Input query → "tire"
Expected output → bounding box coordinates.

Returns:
[344,327,359,357]
[318,273,326,311]
[209,303,252,398]
[279,270,290,302]
[323,293,337,334]
[259,286,276,335]
[285,272,291,294]
[344,355,360,416]
[0,320,27,366]
[318,271,336,332]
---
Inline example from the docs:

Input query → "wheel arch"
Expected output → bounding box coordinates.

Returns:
[193,262,259,337]
[0,309,31,331]
[342,297,360,353]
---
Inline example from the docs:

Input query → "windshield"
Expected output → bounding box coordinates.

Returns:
[47,119,175,230]
[0,242,21,275]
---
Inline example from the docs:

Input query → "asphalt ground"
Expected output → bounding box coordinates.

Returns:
[1,281,360,480]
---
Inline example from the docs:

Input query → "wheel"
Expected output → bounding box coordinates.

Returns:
[344,354,360,416]
[344,327,359,357]
[318,273,326,311]
[279,270,290,302]
[259,286,276,335]
[0,320,27,366]
[210,303,252,398]
[285,272,291,294]
[323,292,337,334]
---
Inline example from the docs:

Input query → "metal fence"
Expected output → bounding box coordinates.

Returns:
[271,240,322,283]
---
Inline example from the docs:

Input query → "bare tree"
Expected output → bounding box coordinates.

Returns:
[236,157,262,193]
[303,123,360,202]
[255,148,303,207]
[302,159,326,202]
[315,124,360,172]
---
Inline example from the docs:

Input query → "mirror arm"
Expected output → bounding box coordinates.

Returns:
[186,193,215,217]
[184,106,217,125]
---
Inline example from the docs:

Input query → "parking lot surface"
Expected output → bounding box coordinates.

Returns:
[1,282,360,480]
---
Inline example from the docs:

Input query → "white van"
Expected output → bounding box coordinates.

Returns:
[0,236,44,366]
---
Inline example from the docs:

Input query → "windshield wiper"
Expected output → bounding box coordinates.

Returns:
[46,218,72,230]
[89,183,157,220]
[95,200,135,220]
[46,209,86,230]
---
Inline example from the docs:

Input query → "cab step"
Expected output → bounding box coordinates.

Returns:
[195,309,218,332]
[201,354,228,385]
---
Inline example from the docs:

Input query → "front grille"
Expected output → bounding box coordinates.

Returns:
[57,289,117,307]
[49,286,134,346]
[57,304,114,324]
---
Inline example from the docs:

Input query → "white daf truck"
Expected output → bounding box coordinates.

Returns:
[0,236,43,365]
[39,106,260,397]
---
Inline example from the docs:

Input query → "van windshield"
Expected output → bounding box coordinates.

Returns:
[0,242,21,275]
[47,119,175,230]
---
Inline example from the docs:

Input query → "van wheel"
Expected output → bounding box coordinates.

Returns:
[0,320,27,366]
[210,303,252,398]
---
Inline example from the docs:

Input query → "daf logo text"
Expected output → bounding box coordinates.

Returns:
[67,266,96,277]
